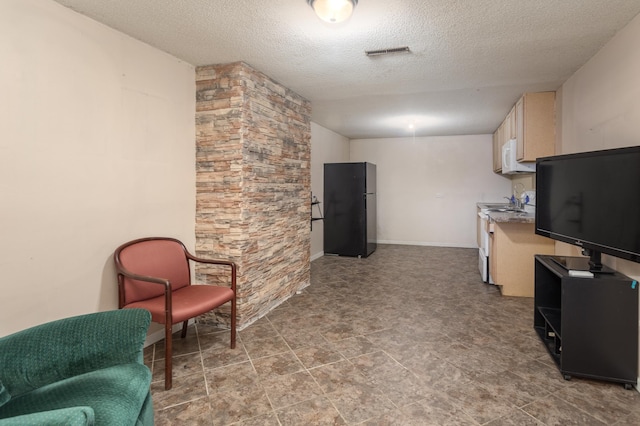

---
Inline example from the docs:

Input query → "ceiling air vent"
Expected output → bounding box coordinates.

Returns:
[365,46,411,57]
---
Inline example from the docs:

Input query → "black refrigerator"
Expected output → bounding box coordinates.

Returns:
[323,162,376,257]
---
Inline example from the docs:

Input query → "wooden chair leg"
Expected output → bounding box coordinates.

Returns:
[180,320,188,338]
[230,297,236,349]
[164,321,172,390]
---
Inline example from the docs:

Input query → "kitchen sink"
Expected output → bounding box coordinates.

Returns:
[486,207,524,213]
[479,203,512,209]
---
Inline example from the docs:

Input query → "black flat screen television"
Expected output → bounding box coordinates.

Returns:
[535,145,640,272]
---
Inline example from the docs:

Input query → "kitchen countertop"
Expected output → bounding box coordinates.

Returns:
[488,211,535,224]
[477,202,535,224]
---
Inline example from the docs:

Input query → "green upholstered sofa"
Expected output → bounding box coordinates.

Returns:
[0,309,153,425]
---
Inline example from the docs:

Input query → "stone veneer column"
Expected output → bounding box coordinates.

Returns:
[195,62,311,329]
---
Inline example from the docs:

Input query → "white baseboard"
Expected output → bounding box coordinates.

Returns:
[376,240,477,249]
[311,251,324,261]
[311,242,475,262]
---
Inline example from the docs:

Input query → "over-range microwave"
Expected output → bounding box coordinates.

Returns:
[502,138,535,174]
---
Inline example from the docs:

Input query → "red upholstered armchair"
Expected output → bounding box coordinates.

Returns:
[114,237,236,390]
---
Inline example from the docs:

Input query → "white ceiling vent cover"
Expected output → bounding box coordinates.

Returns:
[365,46,411,57]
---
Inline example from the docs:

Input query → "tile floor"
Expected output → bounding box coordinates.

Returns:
[147,244,640,425]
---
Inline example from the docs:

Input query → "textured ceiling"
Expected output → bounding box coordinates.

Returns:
[54,0,640,139]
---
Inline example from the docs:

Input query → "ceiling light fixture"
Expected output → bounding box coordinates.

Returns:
[307,0,358,24]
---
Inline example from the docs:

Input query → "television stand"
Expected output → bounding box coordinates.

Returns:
[534,255,638,389]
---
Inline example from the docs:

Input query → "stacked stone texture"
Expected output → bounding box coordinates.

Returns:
[195,62,311,328]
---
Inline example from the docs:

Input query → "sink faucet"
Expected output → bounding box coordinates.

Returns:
[504,196,523,210]
[515,199,523,209]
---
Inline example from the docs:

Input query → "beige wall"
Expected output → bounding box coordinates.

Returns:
[557,11,640,380]
[310,123,350,259]
[559,13,640,156]
[556,11,640,278]
[0,0,196,336]
[350,135,512,248]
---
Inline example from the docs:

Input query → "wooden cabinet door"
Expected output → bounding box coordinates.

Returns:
[492,222,555,296]
[493,125,503,173]
[508,106,516,139]
[516,92,555,161]
[489,228,498,283]
[515,97,525,159]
